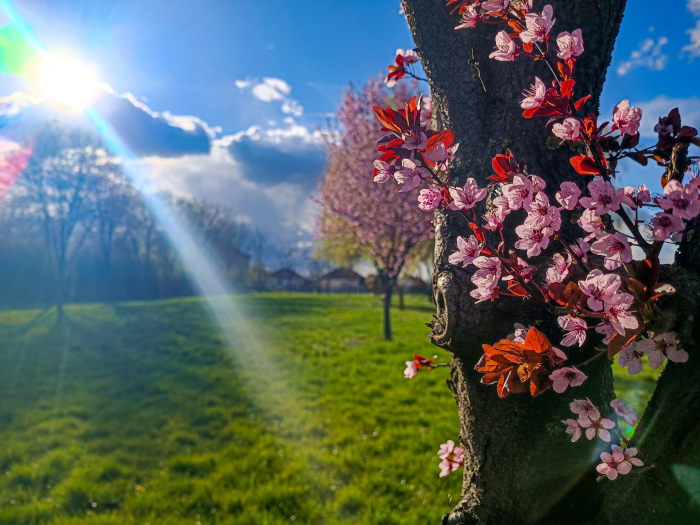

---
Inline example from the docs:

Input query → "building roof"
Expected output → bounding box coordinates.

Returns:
[401,276,429,287]
[319,268,364,281]
[271,268,304,280]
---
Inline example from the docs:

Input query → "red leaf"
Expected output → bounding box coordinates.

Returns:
[574,95,591,111]
[629,151,648,166]
[570,154,601,175]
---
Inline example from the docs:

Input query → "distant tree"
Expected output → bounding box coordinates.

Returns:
[175,196,249,278]
[92,161,134,274]
[14,125,106,314]
[317,78,432,340]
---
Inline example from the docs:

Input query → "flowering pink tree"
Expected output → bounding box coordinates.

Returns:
[372,1,700,523]
[316,79,432,340]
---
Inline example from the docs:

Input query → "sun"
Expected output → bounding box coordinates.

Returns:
[38,54,100,111]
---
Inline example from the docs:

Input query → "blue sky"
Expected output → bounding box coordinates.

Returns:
[0,0,698,253]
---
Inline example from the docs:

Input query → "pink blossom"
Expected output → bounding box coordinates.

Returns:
[489,30,516,61]
[591,232,633,270]
[596,321,616,344]
[480,0,510,15]
[448,235,481,267]
[373,160,392,183]
[418,187,443,211]
[503,174,535,210]
[618,185,653,210]
[530,175,546,193]
[402,130,428,151]
[570,238,590,263]
[611,399,638,426]
[654,121,674,135]
[558,315,588,347]
[521,77,547,109]
[618,187,636,210]
[404,361,418,378]
[550,367,587,393]
[577,209,604,241]
[395,158,430,192]
[623,447,644,467]
[547,205,562,231]
[448,178,487,210]
[636,331,688,369]
[506,323,529,343]
[651,212,685,241]
[520,5,556,44]
[552,118,581,141]
[612,100,642,135]
[470,286,497,303]
[579,412,616,442]
[397,49,419,66]
[637,184,651,204]
[546,253,570,285]
[579,179,621,216]
[514,224,553,257]
[604,293,639,335]
[561,418,582,442]
[556,29,584,59]
[438,441,464,477]
[556,181,581,210]
[471,256,502,291]
[456,5,479,29]
[618,343,645,375]
[596,445,642,480]
[525,192,555,229]
[578,269,621,311]
[483,207,507,231]
[438,440,457,459]
[656,180,700,220]
[570,398,600,420]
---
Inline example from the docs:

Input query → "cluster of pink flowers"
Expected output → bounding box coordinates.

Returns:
[562,399,616,442]
[438,440,464,477]
[597,445,644,481]
[618,332,688,374]
[381,0,698,482]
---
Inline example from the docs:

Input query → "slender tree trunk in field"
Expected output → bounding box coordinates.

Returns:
[400,1,645,523]
[383,277,395,341]
[398,285,405,311]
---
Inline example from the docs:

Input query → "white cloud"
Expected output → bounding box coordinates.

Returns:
[281,99,303,117]
[135,122,325,247]
[616,37,668,76]
[234,79,253,89]
[682,20,700,59]
[688,0,700,16]
[235,76,304,116]
[249,77,291,102]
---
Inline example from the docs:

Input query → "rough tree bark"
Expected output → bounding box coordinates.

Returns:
[399,1,639,523]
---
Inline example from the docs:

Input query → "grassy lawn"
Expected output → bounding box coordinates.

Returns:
[0,293,659,524]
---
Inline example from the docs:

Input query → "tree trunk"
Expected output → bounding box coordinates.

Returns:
[398,285,405,311]
[400,0,627,522]
[383,277,394,341]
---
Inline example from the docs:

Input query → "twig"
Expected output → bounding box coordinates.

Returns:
[468,48,487,92]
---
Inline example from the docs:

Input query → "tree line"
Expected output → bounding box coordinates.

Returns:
[0,123,250,311]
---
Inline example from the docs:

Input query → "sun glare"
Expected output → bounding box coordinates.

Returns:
[38,54,99,111]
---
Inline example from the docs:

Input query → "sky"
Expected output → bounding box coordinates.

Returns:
[0,0,698,257]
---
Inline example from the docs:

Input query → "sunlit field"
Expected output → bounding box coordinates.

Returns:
[0,294,659,524]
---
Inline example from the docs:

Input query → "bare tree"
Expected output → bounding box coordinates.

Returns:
[14,125,105,314]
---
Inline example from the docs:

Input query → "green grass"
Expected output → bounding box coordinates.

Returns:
[0,293,660,524]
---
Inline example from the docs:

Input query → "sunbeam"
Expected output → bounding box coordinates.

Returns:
[0,0,298,421]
